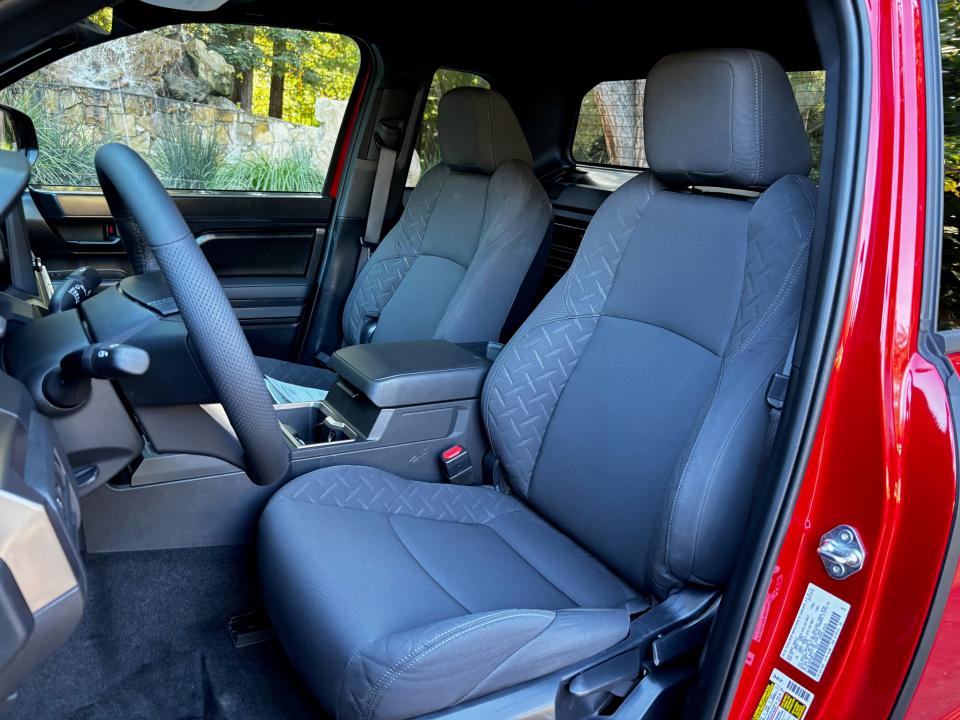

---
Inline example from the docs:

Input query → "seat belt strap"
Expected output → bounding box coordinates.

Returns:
[758,328,799,476]
[357,118,402,278]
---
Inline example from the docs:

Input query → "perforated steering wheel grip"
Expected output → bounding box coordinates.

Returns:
[94,143,291,486]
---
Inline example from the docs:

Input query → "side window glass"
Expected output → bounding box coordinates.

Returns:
[0,25,360,193]
[406,69,489,187]
[571,71,826,178]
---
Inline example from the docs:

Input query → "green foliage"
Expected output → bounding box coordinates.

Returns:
[942,0,960,326]
[149,120,224,190]
[87,7,113,33]
[183,24,360,127]
[415,70,489,174]
[0,84,96,186]
[214,148,325,193]
[188,24,262,76]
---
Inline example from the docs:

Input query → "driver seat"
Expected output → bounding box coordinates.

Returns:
[259,48,816,720]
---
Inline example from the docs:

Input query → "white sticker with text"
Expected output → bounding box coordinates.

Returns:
[780,582,850,681]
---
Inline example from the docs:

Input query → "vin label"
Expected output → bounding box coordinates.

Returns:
[780,583,850,682]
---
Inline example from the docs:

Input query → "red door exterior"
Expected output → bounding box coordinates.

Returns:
[728,1,960,717]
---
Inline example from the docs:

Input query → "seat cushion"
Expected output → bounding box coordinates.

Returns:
[259,466,635,720]
[257,355,337,391]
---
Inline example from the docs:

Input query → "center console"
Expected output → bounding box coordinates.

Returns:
[275,339,495,482]
[80,339,500,551]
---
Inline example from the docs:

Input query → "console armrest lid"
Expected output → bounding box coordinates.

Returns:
[329,340,490,408]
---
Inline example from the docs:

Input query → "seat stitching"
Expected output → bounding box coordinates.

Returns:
[448,610,561,706]
[356,610,542,720]
[523,321,599,500]
[689,376,769,575]
[481,314,601,497]
[601,314,722,356]
[747,49,764,184]
[483,520,578,607]
[334,515,475,718]
[791,174,817,214]
[729,242,810,359]
[437,167,537,337]
[382,481,522,524]
[481,313,600,435]
[561,177,660,317]
[689,313,804,575]
[664,362,725,582]
[384,514,472,612]
[362,611,553,720]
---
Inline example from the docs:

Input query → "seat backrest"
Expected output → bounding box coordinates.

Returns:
[342,88,552,347]
[483,49,816,600]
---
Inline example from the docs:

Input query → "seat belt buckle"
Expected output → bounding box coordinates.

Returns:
[766,372,790,410]
[440,445,476,485]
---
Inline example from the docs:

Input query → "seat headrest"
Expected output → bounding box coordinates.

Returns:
[439,88,534,174]
[643,49,812,189]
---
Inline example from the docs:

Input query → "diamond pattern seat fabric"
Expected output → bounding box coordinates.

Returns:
[259,48,818,720]
[258,88,552,391]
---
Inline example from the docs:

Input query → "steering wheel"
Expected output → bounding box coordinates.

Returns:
[94,143,291,486]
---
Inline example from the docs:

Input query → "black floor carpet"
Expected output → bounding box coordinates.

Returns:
[6,546,324,720]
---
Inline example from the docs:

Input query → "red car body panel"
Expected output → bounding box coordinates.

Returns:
[729,1,960,717]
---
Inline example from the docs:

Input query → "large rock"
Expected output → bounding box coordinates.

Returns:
[314,97,348,136]
[40,31,186,97]
[184,38,234,98]
[163,70,210,103]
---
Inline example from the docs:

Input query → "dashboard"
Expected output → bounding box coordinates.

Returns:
[0,149,86,705]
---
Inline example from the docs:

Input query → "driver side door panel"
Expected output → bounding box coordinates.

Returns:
[24,189,332,357]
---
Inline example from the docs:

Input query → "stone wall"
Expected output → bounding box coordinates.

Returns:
[28,81,346,169]
[2,30,350,189]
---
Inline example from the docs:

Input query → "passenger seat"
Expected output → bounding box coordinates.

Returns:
[258,88,552,392]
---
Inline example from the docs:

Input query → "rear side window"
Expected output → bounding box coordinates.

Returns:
[941,1,960,330]
[406,69,489,186]
[571,71,827,176]
[0,24,360,193]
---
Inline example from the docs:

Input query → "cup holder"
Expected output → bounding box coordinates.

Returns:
[277,403,357,448]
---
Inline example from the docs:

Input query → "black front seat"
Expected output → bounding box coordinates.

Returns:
[258,49,815,720]
[259,87,552,391]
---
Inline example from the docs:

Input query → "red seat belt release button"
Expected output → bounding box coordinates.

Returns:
[440,445,475,484]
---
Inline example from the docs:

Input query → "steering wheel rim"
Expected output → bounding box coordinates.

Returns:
[94,143,291,486]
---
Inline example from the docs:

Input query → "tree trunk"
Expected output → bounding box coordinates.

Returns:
[593,80,645,167]
[237,70,254,113]
[268,36,286,119]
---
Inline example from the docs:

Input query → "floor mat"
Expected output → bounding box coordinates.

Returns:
[6,546,324,720]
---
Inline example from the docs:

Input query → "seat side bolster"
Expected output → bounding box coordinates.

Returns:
[342,165,451,345]
[648,175,817,596]
[338,608,629,720]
